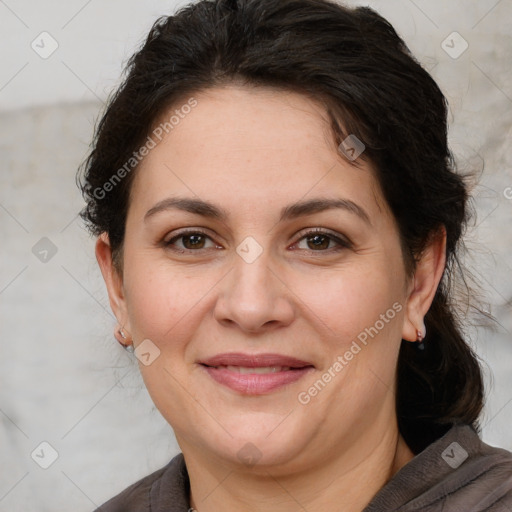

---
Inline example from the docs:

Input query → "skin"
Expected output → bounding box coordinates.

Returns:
[96,84,446,511]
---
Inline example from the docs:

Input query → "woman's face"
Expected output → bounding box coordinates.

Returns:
[101,85,423,471]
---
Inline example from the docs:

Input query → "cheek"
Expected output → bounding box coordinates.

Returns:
[123,258,211,343]
[122,259,215,413]
[291,260,404,345]
[297,264,405,413]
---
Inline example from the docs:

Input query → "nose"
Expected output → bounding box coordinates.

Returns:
[213,247,296,334]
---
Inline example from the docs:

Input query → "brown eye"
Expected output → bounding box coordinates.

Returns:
[165,230,219,252]
[305,233,331,250]
[294,229,352,252]
[181,233,206,249]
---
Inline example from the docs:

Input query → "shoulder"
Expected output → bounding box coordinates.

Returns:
[366,424,512,511]
[445,424,512,486]
[463,426,512,508]
[413,424,512,509]
[93,453,189,512]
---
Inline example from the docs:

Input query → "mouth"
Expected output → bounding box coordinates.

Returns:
[198,353,315,395]
[206,365,295,374]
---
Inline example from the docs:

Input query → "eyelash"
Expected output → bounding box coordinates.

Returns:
[163,228,352,255]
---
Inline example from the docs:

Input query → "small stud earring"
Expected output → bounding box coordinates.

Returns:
[416,328,426,351]
[115,327,134,353]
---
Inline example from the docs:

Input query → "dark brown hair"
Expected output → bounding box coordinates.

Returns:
[78,0,484,453]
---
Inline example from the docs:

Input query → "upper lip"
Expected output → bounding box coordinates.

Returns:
[199,353,314,368]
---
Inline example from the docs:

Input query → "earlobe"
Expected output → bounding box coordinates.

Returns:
[402,228,447,342]
[95,233,130,331]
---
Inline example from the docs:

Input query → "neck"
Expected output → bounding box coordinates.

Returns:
[182,424,414,512]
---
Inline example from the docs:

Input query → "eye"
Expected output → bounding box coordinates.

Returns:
[292,228,352,252]
[164,229,221,252]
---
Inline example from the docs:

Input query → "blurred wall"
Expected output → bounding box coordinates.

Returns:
[1,1,511,510]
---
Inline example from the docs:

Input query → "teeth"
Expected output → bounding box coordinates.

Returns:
[217,365,291,374]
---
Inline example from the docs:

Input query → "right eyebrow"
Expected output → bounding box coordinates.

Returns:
[144,197,229,222]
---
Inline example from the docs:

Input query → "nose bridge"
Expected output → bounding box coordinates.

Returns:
[234,246,273,295]
[231,241,277,308]
[214,236,295,332]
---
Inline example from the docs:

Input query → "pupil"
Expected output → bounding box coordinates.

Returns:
[185,235,204,249]
[308,235,328,250]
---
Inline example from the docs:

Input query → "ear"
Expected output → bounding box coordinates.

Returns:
[95,233,130,332]
[402,227,447,341]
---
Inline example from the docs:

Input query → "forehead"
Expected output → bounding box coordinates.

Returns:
[130,85,387,219]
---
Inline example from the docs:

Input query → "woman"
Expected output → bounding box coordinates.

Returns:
[79,0,512,510]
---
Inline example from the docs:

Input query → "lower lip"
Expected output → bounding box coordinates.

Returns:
[201,365,314,395]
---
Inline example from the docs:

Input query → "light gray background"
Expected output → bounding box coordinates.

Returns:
[1,1,511,510]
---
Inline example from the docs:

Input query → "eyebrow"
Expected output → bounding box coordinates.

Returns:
[144,196,371,225]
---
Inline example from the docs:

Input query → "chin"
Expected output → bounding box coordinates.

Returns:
[205,415,313,470]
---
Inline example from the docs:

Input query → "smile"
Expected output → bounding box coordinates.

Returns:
[198,353,315,394]
[210,365,291,373]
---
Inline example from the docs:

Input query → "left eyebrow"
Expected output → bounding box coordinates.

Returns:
[279,198,371,225]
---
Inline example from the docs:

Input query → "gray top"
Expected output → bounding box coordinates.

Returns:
[94,424,512,511]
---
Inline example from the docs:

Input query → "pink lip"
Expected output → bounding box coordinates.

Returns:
[199,352,315,395]
[200,352,313,368]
